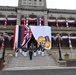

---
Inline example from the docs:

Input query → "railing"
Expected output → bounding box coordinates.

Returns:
[0,26,76,31]
[0,26,14,30]
[51,27,76,31]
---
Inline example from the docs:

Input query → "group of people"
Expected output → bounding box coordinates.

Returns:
[15,44,45,60]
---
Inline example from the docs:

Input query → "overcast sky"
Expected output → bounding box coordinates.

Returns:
[0,0,76,10]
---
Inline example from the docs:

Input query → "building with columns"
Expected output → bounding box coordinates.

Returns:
[0,0,76,52]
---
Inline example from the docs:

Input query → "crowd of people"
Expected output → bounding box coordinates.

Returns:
[15,44,46,60]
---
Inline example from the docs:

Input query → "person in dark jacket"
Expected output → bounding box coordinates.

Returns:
[29,46,33,60]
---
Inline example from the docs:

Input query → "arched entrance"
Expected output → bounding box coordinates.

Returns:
[27,35,37,48]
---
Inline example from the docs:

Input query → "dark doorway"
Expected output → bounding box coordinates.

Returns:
[27,35,37,48]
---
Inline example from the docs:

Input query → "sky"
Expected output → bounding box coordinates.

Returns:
[0,0,76,10]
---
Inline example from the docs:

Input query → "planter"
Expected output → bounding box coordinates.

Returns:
[64,53,69,59]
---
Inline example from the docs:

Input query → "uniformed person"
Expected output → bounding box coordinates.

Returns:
[29,46,33,60]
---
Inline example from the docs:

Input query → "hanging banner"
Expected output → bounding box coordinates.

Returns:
[30,26,51,50]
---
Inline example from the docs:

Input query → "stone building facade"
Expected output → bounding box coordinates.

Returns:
[0,0,76,50]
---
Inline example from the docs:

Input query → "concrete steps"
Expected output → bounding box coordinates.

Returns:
[3,51,58,70]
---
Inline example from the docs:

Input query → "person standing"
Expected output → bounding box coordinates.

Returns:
[29,46,33,60]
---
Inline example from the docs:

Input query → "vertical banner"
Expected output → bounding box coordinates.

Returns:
[30,26,51,50]
[13,25,32,49]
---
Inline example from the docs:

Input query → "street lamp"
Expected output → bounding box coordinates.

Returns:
[56,33,63,60]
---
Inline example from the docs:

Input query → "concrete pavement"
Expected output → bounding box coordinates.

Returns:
[1,68,76,75]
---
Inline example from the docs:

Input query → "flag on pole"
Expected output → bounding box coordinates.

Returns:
[4,17,7,28]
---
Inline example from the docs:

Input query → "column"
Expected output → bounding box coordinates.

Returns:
[16,10,21,25]
[44,12,48,26]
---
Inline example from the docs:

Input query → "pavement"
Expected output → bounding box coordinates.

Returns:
[1,68,76,75]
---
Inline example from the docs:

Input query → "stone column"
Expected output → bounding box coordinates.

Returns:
[44,12,48,26]
[16,10,21,25]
